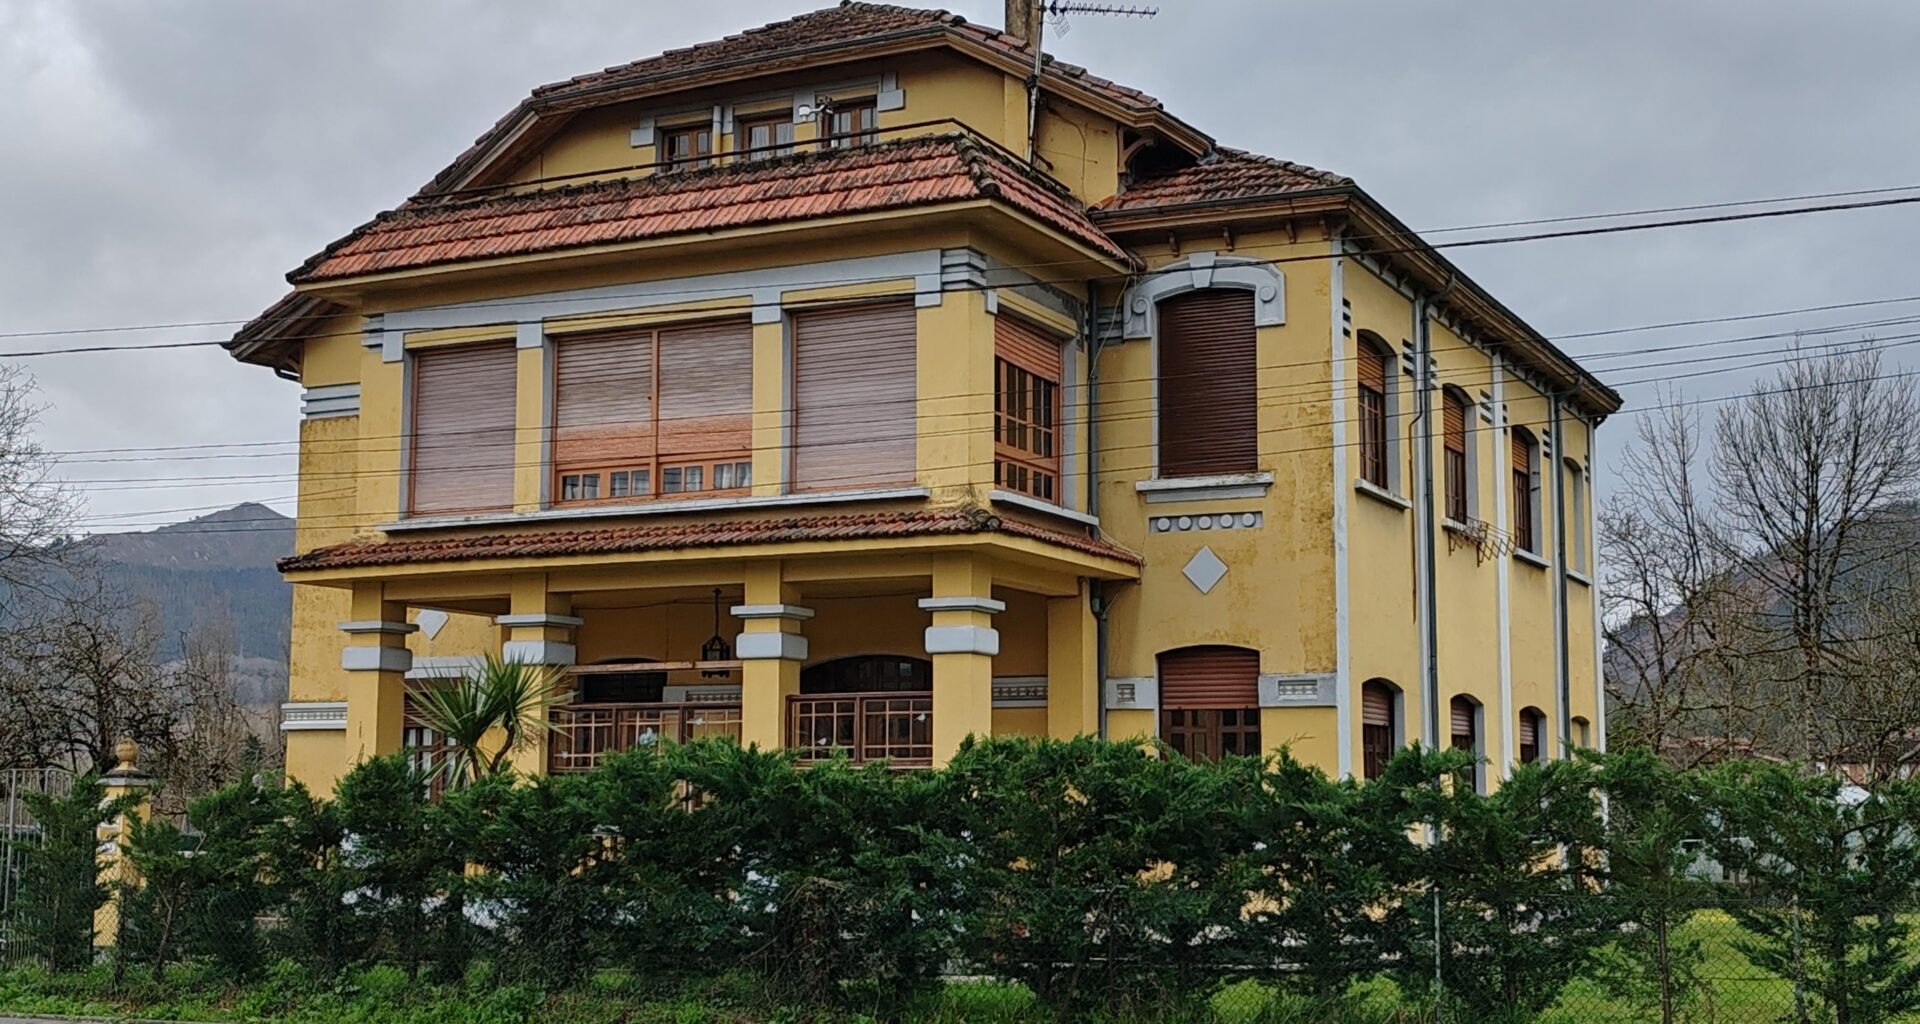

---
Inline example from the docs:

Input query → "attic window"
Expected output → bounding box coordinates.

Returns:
[662,123,713,172]
[1125,141,1197,182]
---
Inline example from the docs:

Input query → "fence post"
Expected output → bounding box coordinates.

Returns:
[94,739,154,949]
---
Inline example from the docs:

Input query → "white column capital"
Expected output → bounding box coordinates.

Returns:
[338,620,418,636]
[917,596,1006,615]
[730,603,815,621]
[501,640,576,665]
[736,632,810,661]
[925,625,1000,656]
[493,613,584,628]
[343,646,413,673]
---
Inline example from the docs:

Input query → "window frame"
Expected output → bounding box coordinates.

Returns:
[1564,456,1588,574]
[1355,333,1394,491]
[1511,426,1541,554]
[660,121,713,172]
[1361,679,1400,781]
[824,98,879,148]
[1442,387,1472,523]
[1160,707,1263,763]
[1518,705,1546,764]
[993,316,1066,503]
[550,320,752,507]
[737,111,796,159]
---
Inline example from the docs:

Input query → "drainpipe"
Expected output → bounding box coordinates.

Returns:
[1550,391,1573,758]
[1093,580,1111,739]
[1085,281,1102,520]
[1413,278,1455,753]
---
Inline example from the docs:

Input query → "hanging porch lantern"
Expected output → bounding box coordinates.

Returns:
[701,588,732,677]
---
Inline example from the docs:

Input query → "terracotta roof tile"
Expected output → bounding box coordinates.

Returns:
[292,134,1123,283]
[279,506,1142,573]
[1095,148,1352,216]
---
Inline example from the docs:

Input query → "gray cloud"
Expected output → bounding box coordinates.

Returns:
[6,0,1918,527]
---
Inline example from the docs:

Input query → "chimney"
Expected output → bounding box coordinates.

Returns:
[1005,0,1042,44]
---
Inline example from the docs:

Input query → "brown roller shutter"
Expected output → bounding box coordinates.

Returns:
[1362,683,1393,727]
[1158,646,1259,710]
[553,329,654,467]
[1357,343,1386,393]
[1511,429,1532,474]
[410,342,517,515]
[657,319,752,460]
[1450,697,1474,738]
[792,301,917,490]
[1158,289,1257,477]
[1518,710,1538,748]
[1444,391,1467,453]
[995,313,1064,379]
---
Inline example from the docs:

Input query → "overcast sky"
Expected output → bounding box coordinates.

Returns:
[5,0,1918,533]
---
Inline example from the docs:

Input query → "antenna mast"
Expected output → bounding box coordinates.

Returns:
[1021,0,1159,162]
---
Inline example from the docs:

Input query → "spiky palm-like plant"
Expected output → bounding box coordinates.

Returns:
[404,655,569,786]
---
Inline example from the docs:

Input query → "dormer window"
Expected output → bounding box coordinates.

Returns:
[739,112,796,159]
[826,99,878,149]
[662,122,713,172]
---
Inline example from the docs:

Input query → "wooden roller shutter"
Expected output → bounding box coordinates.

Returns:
[657,318,752,460]
[1450,697,1475,741]
[792,301,917,490]
[1158,646,1259,710]
[1518,710,1539,748]
[995,314,1064,380]
[1362,683,1394,727]
[410,342,517,515]
[1158,289,1257,477]
[1444,391,1467,453]
[553,329,654,467]
[1357,343,1386,393]
[1511,428,1533,476]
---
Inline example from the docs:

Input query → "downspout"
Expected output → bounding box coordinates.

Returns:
[1413,281,1454,753]
[1550,392,1573,757]
[1093,580,1111,739]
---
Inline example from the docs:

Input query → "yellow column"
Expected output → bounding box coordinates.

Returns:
[342,581,415,762]
[500,573,580,776]
[1046,580,1099,739]
[94,739,154,947]
[915,290,996,501]
[749,319,788,497]
[736,561,809,750]
[924,554,999,764]
[513,325,550,512]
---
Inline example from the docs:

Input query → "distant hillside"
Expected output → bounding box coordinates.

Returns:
[83,503,293,669]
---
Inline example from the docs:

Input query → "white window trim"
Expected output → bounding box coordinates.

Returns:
[1135,472,1274,504]
[1354,478,1411,511]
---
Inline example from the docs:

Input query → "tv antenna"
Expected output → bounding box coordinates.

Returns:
[1021,1,1159,160]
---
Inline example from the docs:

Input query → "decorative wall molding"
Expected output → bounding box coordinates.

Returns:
[992,677,1048,708]
[663,684,744,704]
[280,702,348,732]
[1135,472,1274,504]
[1104,676,1158,711]
[301,384,360,420]
[1122,252,1285,341]
[1149,511,1263,533]
[1258,673,1338,708]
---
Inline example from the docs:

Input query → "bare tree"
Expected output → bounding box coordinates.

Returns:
[0,365,78,592]
[1712,343,1920,762]
[162,603,273,807]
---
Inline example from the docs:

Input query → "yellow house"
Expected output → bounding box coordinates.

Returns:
[228,1,1620,793]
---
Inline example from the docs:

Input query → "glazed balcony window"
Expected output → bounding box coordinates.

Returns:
[825,98,878,148]
[993,314,1065,503]
[738,112,796,159]
[551,318,752,505]
[661,122,713,172]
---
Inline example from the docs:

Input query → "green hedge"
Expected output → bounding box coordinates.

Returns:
[22,738,1920,1024]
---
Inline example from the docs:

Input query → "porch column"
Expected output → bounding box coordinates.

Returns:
[341,581,415,762]
[924,554,1000,765]
[499,573,580,775]
[1046,580,1099,739]
[736,561,810,751]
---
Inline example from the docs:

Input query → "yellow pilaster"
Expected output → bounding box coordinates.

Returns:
[925,554,999,764]
[512,336,550,512]
[736,561,809,750]
[500,573,579,775]
[342,581,415,762]
[749,319,787,497]
[915,290,996,501]
[1046,581,1099,739]
[94,739,154,947]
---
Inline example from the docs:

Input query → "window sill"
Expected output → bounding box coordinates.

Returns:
[988,489,1099,527]
[383,486,932,533]
[1134,472,1274,504]
[1354,479,1411,511]
[1513,548,1551,570]
[1568,570,1593,588]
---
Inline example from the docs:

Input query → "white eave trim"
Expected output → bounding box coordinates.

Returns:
[381,486,932,533]
[988,489,1099,527]
[1134,472,1275,504]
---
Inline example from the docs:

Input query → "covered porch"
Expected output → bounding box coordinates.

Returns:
[291,507,1140,773]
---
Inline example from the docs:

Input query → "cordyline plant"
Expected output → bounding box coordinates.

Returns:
[404,655,569,786]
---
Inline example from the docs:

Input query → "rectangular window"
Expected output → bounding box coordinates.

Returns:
[993,314,1064,503]
[1158,289,1258,477]
[662,123,712,172]
[1444,392,1469,522]
[1357,344,1388,488]
[1161,708,1262,763]
[739,112,795,158]
[826,99,878,148]
[1512,430,1538,554]
[410,342,517,516]
[791,301,917,490]
[552,319,751,504]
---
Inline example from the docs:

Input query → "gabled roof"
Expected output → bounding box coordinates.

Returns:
[290,133,1125,284]
[1094,148,1352,216]
[279,505,1142,573]
[420,2,1204,198]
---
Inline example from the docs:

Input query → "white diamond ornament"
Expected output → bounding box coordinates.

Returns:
[415,609,450,639]
[1182,546,1228,594]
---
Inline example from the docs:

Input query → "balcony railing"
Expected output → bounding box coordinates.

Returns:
[548,702,744,774]
[788,693,934,767]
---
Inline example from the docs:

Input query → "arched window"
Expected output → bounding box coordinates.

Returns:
[1450,695,1484,793]
[800,655,931,694]
[1158,289,1258,477]
[1563,457,1588,574]
[1571,715,1591,751]
[1361,679,1400,780]
[1510,426,1540,554]
[1356,333,1395,490]
[1518,706,1547,764]
[1442,387,1474,523]
[1158,646,1261,762]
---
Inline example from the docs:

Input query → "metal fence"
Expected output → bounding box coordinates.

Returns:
[0,768,73,966]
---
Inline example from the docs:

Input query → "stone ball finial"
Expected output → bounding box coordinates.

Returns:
[114,738,139,771]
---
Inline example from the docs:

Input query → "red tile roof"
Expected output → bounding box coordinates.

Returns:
[291,134,1124,283]
[279,506,1142,573]
[1095,148,1352,216]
